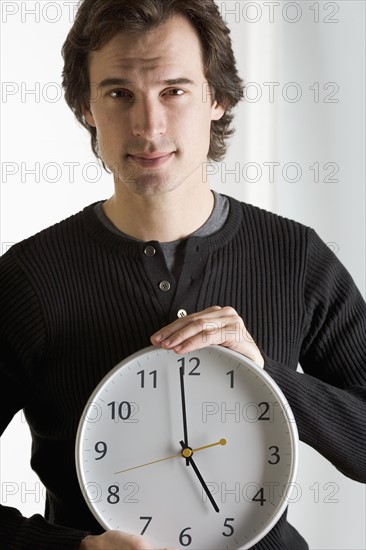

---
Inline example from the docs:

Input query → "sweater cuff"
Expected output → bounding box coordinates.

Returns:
[12,512,91,550]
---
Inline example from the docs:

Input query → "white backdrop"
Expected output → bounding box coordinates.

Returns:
[0,1,365,549]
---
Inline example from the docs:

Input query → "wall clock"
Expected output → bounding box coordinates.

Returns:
[76,345,298,549]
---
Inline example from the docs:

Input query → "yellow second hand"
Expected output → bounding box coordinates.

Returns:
[114,452,181,474]
[114,438,227,474]
[193,438,227,453]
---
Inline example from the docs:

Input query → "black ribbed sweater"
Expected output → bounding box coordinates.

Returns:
[0,196,365,549]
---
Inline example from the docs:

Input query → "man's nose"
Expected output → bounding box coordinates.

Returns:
[131,97,167,140]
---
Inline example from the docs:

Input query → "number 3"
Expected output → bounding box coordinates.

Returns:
[268,445,280,465]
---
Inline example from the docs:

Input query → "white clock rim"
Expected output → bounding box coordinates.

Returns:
[75,344,299,549]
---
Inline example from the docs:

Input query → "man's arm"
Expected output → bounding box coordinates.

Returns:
[151,230,366,483]
[265,228,366,482]
[0,251,90,549]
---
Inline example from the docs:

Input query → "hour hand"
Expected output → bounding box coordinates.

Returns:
[180,441,219,513]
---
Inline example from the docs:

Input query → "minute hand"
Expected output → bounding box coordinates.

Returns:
[179,365,190,465]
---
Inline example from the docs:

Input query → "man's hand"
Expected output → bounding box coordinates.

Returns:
[80,531,177,549]
[151,306,264,368]
[80,532,152,549]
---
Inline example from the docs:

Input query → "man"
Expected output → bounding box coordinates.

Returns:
[0,0,365,549]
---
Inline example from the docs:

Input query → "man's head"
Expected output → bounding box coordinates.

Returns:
[62,0,244,170]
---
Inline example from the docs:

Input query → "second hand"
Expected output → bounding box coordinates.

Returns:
[114,438,227,474]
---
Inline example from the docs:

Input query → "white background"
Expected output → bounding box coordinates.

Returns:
[0,1,365,549]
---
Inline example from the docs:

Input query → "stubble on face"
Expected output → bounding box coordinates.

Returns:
[108,136,181,197]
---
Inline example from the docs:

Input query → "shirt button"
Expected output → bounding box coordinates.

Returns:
[144,246,156,257]
[159,280,171,292]
[177,309,188,318]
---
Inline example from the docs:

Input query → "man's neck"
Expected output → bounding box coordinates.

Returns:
[103,184,215,243]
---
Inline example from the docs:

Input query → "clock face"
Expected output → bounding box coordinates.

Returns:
[76,345,298,549]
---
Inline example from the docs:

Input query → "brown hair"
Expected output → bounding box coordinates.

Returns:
[61,0,244,167]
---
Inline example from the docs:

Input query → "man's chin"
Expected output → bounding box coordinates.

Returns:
[117,172,180,197]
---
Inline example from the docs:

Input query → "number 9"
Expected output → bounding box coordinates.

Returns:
[94,441,107,460]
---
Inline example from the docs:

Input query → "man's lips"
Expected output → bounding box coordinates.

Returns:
[127,152,175,168]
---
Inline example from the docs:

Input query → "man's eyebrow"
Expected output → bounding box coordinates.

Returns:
[163,78,196,86]
[97,77,196,88]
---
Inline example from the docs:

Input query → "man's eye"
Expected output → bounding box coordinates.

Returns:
[165,88,185,96]
[110,90,133,99]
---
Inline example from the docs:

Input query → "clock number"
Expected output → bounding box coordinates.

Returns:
[258,401,270,421]
[108,401,132,420]
[268,445,280,465]
[139,516,152,535]
[137,370,157,388]
[222,518,235,537]
[107,484,120,504]
[226,370,234,388]
[252,487,266,506]
[178,357,200,375]
[188,357,200,375]
[94,441,107,460]
[179,527,192,547]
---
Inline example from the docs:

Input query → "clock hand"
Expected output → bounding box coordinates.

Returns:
[180,440,220,513]
[114,438,227,474]
[179,364,190,465]
[114,451,181,474]
[192,438,226,453]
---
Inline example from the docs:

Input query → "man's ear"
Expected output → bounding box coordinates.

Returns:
[82,104,96,127]
[211,100,225,122]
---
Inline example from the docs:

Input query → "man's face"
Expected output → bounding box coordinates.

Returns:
[83,15,225,197]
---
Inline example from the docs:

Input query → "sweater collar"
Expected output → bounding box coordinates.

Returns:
[81,194,243,257]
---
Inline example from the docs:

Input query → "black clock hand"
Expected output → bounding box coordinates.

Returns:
[180,440,220,513]
[179,365,190,465]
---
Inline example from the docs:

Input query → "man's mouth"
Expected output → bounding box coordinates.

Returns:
[127,152,175,168]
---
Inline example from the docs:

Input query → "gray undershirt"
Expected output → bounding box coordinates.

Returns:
[94,191,229,279]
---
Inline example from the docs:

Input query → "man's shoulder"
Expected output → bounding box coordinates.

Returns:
[227,194,312,237]
[0,202,100,281]
[4,203,97,258]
